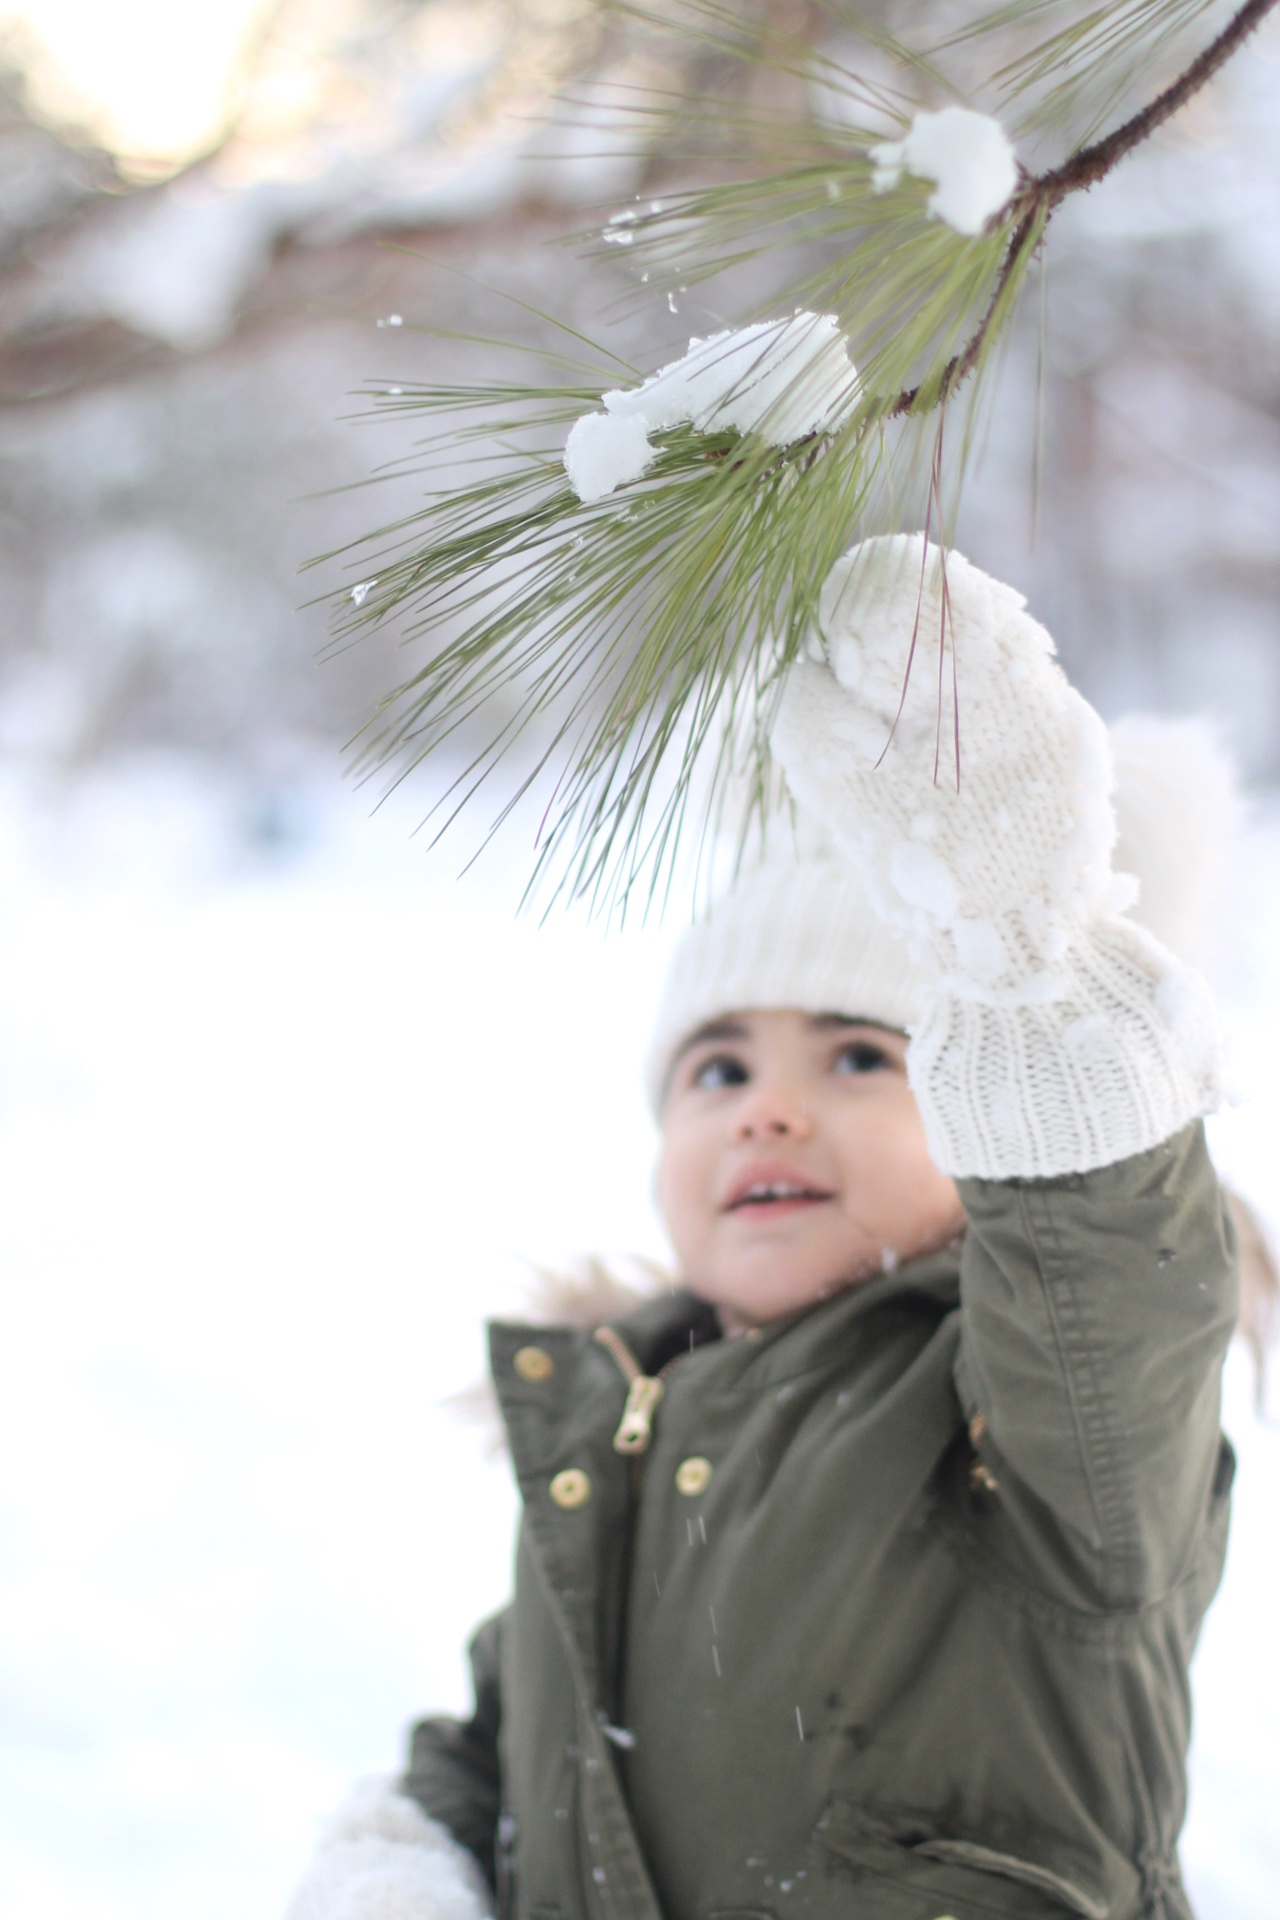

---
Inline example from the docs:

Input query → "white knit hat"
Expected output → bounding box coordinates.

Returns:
[646,714,1238,1113]
[646,814,929,1112]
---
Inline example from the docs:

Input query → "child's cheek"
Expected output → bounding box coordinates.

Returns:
[660,1121,721,1267]
[653,1123,700,1260]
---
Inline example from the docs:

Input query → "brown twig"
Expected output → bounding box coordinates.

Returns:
[1037,0,1279,199]
[890,0,1279,417]
[889,205,1041,416]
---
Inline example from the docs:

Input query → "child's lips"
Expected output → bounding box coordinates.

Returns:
[724,1173,834,1216]
[729,1194,831,1219]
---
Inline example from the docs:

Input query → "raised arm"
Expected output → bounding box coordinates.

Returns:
[771,534,1236,1599]
[955,1124,1236,1607]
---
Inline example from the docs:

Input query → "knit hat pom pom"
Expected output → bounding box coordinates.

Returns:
[1110,714,1241,970]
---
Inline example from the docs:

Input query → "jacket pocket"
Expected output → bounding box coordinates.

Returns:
[815,1799,1109,1920]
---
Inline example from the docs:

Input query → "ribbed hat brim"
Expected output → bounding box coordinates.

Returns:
[646,858,930,1112]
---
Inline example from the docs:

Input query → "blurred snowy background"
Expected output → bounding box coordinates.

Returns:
[0,2,1275,1916]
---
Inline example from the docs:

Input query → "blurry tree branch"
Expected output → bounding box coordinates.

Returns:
[893,0,1280,416]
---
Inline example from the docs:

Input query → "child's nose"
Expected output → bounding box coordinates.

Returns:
[731,1084,813,1141]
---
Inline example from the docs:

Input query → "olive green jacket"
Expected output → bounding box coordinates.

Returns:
[404,1124,1237,1920]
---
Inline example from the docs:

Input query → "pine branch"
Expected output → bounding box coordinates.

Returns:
[889,204,1044,415]
[1037,0,1278,192]
[890,0,1279,417]
[322,0,1278,913]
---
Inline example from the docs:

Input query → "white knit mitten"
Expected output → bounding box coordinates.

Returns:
[771,534,1220,1179]
[284,1777,494,1920]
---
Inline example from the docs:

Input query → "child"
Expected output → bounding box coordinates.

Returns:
[288,537,1242,1920]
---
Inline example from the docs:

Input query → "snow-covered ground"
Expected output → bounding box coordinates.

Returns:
[0,754,1275,1920]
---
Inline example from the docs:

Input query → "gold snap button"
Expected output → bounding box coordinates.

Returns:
[549,1468,591,1509]
[675,1456,712,1496]
[514,1345,555,1383]
[968,1410,987,1444]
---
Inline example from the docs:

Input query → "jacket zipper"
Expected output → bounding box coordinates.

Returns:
[592,1323,678,1740]
[594,1325,666,1454]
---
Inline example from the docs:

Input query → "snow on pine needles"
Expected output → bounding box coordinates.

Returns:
[871,107,1018,236]
[564,313,860,503]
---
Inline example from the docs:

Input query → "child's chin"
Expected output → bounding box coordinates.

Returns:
[730,1214,863,1268]
[713,1255,870,1324]
[728,1205,833,1244]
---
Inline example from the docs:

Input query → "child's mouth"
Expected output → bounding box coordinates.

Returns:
[725,1178,833,1216]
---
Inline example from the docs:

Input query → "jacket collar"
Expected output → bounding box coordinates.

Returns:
[598,1243,962,1379]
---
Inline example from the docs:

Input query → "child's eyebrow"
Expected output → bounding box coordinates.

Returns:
[807,1012,905,1035]
[674,1016,750,1059]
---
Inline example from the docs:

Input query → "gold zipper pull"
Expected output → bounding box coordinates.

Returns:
[594,1324,665,1455]
[613,1373,664,1455]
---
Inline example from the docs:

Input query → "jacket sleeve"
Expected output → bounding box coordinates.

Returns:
[953,1120,1238,1610]
[402,1609,506,1892]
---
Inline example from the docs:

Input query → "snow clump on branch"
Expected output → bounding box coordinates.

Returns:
[870,107,1017,236]
[564,312,859,503]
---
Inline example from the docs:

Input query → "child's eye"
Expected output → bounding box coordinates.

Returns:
[693,1052,749,1091]
[834,1040,892,1075]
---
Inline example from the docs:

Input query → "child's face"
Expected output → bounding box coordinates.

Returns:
[656,1008,965,1330]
